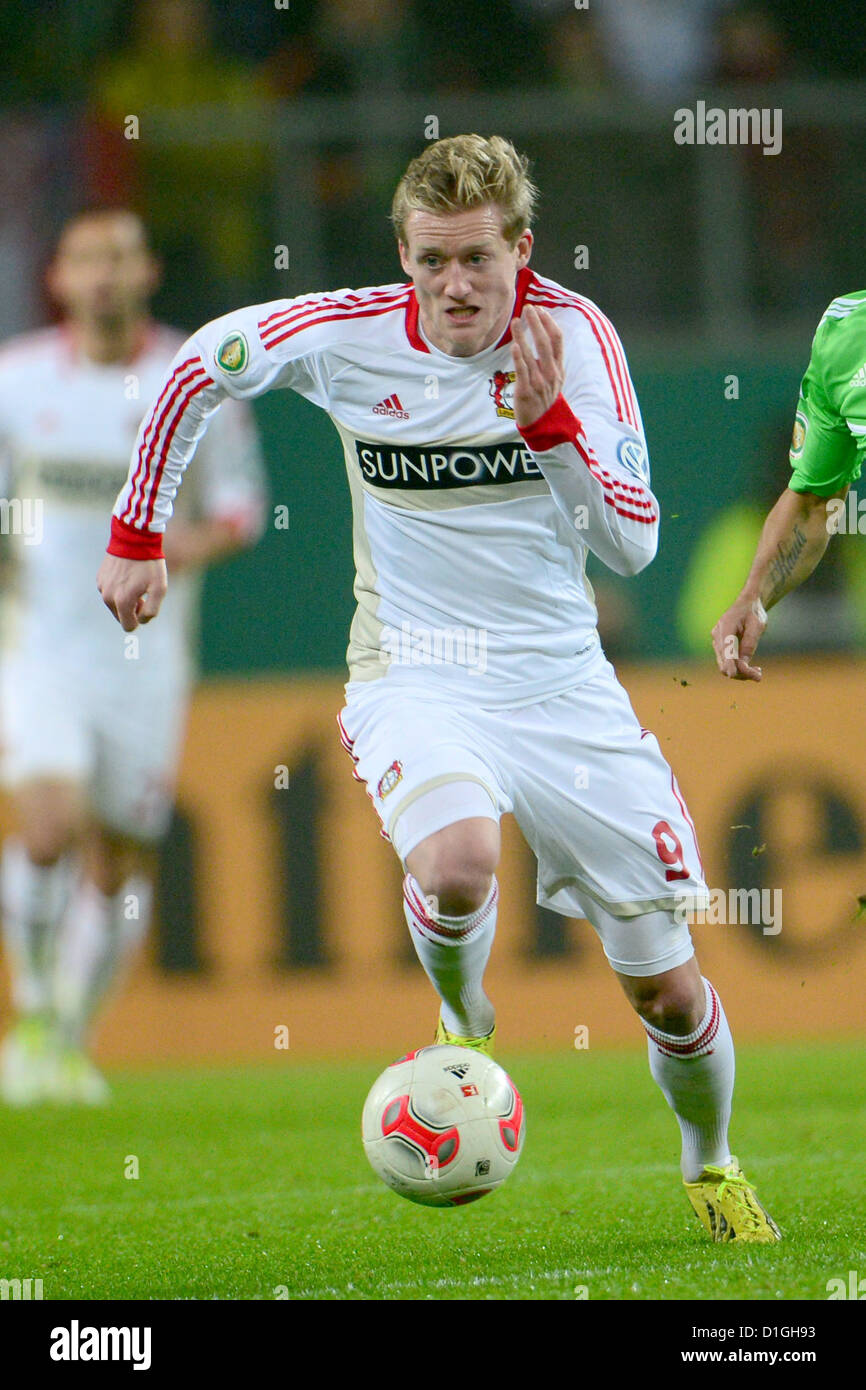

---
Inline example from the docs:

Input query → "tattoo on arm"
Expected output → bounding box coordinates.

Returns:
[766,523,808,603]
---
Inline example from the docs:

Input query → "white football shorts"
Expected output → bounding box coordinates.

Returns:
[0,651,188,842]
[338,661,708,971]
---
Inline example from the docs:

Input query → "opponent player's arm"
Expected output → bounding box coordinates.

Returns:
[712,298,866,680]
[711,485,846,680]
[512,306,659,577]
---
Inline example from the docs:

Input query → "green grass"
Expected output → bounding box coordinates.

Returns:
[1,1041,864,1301]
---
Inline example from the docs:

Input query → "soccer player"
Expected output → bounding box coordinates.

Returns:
[97,137,779,1241]
[0,209,265,1103]
[712,292,864,678]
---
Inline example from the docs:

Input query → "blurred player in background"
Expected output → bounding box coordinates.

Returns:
[97,137,779,1241]
[0,209,265,1104]
[712,292,865,677]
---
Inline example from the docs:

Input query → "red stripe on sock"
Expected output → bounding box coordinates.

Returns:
[648,983,719,1057]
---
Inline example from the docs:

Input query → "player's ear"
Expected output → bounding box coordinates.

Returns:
[398,241,412,277]
[514,230,533,269]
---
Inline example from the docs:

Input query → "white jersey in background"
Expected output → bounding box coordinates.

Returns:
[0,323,265,835]
[0,322,264,680]
[109,268,658,707]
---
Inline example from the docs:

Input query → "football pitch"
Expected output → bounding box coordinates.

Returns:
[1,1040,863,1303]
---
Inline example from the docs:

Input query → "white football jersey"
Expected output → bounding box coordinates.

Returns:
[110,269,659,705]
[0,322,265,682]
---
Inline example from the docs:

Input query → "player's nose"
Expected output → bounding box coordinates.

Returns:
[442,262,472,299]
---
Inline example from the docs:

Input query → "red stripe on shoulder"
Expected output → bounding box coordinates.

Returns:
[525,282,639,428]
[260,288,410,348]
[262,299,410,351]
[261,296,408,353]
[258,286,408,332]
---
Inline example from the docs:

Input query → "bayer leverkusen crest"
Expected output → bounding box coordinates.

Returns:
[376,760,403,799]
[489,370,516,419]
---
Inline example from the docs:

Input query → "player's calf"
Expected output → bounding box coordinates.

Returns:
[402,866,499,1043]
[612,954,734,1177]
[590,904,779,1239]
[53,829,155,1054]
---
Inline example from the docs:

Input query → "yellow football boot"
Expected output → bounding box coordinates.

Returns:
[685,1158,781,1243]
[0,1015,55,1106]
[434,1016,497,1058]
[48,1047,111,1106]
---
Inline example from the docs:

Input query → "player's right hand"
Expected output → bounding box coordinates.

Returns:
[96,555,168,632]
[711,596,767,681]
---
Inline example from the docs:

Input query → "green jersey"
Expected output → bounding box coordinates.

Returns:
[789,291,866,496]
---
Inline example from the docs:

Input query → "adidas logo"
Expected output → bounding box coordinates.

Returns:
[373,393,409,420]
[444,1062,470,1079]
[850,364,866,389]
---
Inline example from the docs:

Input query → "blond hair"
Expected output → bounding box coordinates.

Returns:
[391,134,538,247]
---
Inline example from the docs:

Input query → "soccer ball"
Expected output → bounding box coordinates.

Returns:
[361,1044,525,1207]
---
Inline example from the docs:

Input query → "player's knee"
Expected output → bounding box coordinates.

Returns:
[424,866,495,917]
[627,970,705,1035]
[416,852,496,916]
[89,862,126,898]
[20,821,76,868]
[407,820,498,917]
[15,783,82,865]
[22,841,68,870]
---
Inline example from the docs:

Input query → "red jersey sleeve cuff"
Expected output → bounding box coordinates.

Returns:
[517,394,581,452]
[108,514,164,561]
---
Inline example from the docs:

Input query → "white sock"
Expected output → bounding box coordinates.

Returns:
[642,978,735,1181]
[403,872,497,1037]
[1,839,73,1015]
[52,875,152,1047]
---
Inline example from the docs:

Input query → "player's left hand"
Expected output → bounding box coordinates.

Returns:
[712,595,767,680]
[511,305,565,429]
